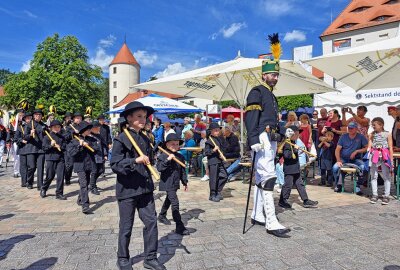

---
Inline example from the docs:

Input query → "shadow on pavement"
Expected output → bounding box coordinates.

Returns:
[90,196,116,212]
[0,213,14,221]
[0,235,35,261]
[15,257,58,270]
[130,208,205,267]
[384,266,400,270]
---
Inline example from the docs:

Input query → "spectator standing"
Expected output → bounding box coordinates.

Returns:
[181,117,192,139]
[311,110,318,146]
[321,109,344,149]
[232,117,241,136]
[152,118,164,147]
[192,114,206,144]
[299,114,312,149]
[285,111,300,128]
[368,117,393,205]
[317,108,328,140]
[224,114,234,128]
[179,130,196,162]
[163,122,176,141]
[318,131,335,186]
[278,113,286,131]
[173,122,182,138]
[342,106,370,138]
[388,105,400,150]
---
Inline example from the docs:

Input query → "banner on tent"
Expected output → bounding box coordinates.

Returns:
[355,88,400,102]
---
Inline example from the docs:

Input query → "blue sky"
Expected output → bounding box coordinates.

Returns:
[0,0,349,82]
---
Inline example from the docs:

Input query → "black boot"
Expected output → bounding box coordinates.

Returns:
[116,258,132,270]
[266,229,291,238]
[56,194,67,200]
[303,199,318,208]
[319,175,326,186]
[91,188,100,195]
[215,192,224,200]
[278,194,292,209]
[40,189,46,198]
[143,259,166,270]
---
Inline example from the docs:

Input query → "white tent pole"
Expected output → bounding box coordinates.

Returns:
[240,105,244,157]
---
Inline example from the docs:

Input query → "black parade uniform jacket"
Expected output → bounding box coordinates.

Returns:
[14,123,27,155]
[283,141,300,174]
[204,135,226,166]
[23,121,47,154]
[245,84,279,147]
[91,133,108,164]
[68,135,99,173]
[42,131,66,161]
[110,128,155,200]
[156,152,187,191]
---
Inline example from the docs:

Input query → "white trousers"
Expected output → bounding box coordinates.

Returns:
[0,140,5,165]
[251,132,285,230]
[12,143,20,175]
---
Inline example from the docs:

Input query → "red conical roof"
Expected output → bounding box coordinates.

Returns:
[110,43,140,66]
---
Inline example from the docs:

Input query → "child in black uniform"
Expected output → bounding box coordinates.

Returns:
[279,125,318,209]
[89,120,108,195]
[318,131,335,187]
[41,120,67,200]
[204,122,227,202]
[68,121,99,214]
[157,133,189,235]
[110,101,165,270]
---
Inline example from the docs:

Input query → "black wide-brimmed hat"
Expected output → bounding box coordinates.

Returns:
[22,112,32,120]
[64,112,72,119]
[32,109,44,116]
[208,122,221,130]
[164,133,184,145]
[120,101,154,118]
[78,121,93,134]
[92,120,101,128]
[49,120,62,127]
[73,112,83,118]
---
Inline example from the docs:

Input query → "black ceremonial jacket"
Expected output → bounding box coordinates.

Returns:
[157,152,188,191]
[43,131,66,161]
[23,121,47,154]
[283,141,300,174]
[245,84,279,146]
[14,123,27,155]
[68,135,99,173]
[204,135,226,165]
[110,128,155,200]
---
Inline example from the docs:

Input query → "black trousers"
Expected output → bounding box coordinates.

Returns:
[117,193,158,260]
[159,190,184,230]
[77,171,90,208]
[42,160,65,195]
[89,163,105,189]
[320,169,333,185]
[64,152,73,184]
[208,163,227,196]
[26,153,45,188]
[19,154,28,186]
[282,173,309,201]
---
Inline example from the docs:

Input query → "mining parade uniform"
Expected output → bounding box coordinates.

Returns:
[245,33,290,238]
[14,112,31,187]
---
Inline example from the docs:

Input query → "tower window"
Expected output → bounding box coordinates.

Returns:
[371,15,393,22]
[384,0,399,4]
[338,23,358,29]
[351,6,371,13]
[114,96,117,103]
[113,81,117,88]
[113,67,117,74]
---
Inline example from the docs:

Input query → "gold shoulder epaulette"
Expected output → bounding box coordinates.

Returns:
[245,105,262,112]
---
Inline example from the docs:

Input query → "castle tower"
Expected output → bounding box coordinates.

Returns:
[109,42,140,110]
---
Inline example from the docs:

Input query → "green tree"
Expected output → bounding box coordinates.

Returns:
[0,69,13,85]
[0,34,105,116]
[277,94,313,111]
[218,100,239,108]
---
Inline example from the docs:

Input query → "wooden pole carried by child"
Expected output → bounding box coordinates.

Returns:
[44,130,61,152]
[123,128,160,181]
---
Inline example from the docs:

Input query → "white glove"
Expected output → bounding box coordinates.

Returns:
[251,143,263,152]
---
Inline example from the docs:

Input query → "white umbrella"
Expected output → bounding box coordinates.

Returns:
[106,93,203,114]
[131,57,335,154]
[304,36,400,91]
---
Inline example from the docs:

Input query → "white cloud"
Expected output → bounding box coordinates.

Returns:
[21,60,31,72]
[99,35,116,48]
[154,63,187,78]
[210,22,247,40]
[133,50,158,67]
[284,30,306,42]
[23,10,37,19]
[89,47,114,72]
[259,0,294,17]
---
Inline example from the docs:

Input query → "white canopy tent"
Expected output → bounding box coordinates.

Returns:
[131,57,336,153]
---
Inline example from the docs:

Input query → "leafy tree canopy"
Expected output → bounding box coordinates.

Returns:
[1,34,106,116]
[277,94,313,111]
[0,69,14,86]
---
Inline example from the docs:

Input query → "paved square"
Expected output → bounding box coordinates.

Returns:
[0,166,400,269]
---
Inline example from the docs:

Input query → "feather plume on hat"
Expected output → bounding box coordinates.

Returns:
[268,33,282,61]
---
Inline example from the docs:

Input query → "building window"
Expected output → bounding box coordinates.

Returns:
[113,81,117,88]
[372,15,393,22]
[113,96,117,103]
[351,6,371,13]
[113,67,117,74]
[356,38,365,44]
[379,33,389,39]
[338,23,357,29]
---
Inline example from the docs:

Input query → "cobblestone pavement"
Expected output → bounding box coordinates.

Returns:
[0,165,400,270]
